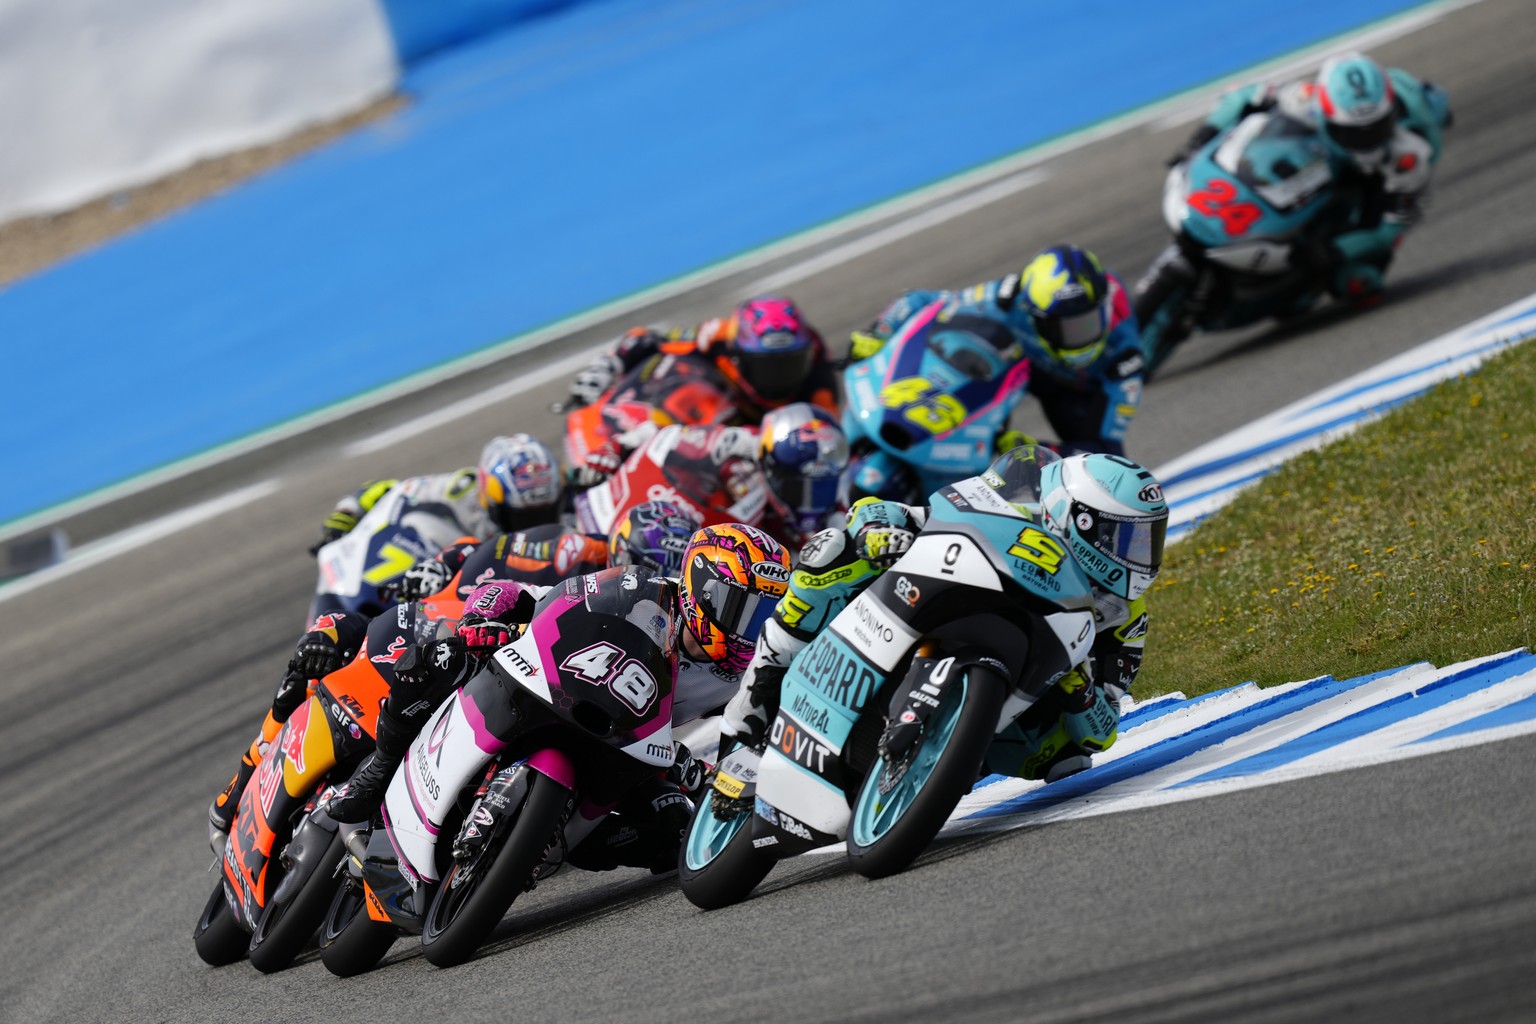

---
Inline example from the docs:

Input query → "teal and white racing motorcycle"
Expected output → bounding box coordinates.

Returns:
[678,447,1097,907]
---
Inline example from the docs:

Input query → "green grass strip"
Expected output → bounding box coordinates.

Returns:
[1141,340,1536,698]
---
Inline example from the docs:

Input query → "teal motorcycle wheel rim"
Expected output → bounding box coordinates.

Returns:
[850,676,966,848]
[684,790,749,871]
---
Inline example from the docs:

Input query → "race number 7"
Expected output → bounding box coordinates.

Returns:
[1188,179,1262,236]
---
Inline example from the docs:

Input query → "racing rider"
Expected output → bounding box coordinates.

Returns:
[1169,51,1452,307]
[564,296,842,427]
[305,433,563,557]
[322,521,794,874]
[848,245,1145,457]
[716,446,1168,793]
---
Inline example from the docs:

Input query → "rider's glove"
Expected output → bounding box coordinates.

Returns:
[709,427,760,465]
[848,330,887,362]
[859,526,915,566]
[456,615,516,651]
[456,579,534,650]
[569,443,623,488]
[848,496,921,566]
[290,630,347,681]
[994,429,1040,455]
[395,558,453,602]
[668,742,708,800]
[568,356,620,407]
[307,509,357,556]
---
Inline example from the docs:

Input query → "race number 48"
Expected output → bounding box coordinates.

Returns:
[560,642,658,713]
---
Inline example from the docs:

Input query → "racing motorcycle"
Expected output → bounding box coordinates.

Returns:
[569,424,766,539]
[316,566,695,973]
[842,299,1031,504]
[192,650,392,971]
[678,446,1097,907]
[562,352,737,474]
[311,477,471,623]
[1134,110,1360,377]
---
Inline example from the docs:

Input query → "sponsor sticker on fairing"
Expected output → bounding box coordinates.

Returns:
[832,592,919,672]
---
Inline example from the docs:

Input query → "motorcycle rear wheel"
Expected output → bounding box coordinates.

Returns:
[317,883,397,977]
[419,771,568,968]
[192,879,249,966]
[846,666,1006,879]
[677,788,775,910]
[247,832,345,973]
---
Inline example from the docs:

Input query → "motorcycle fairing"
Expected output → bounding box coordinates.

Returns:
[754,477,1096,844]
[842,300,1028,499]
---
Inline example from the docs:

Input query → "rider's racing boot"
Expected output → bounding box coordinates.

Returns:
[207,710,283,853]
[325,702,414,822]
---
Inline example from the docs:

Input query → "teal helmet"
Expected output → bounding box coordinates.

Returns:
[1018,245,1111,370]
[1316,52,1396,170]
[1038,453,1168,600]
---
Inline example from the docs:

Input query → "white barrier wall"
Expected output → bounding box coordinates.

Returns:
[0,0,399,223]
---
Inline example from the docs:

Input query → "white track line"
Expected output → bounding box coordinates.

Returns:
[746,170,1051,293]
[0,480,281,604]
[0,0,1476,546]
[345,346,602,456]
[0,0,1482,583]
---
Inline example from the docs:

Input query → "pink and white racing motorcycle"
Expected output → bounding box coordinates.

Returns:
[317,565,692,971]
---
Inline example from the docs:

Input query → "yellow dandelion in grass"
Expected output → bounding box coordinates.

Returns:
[1270,587,1279,594]
[1384,547,1396,554]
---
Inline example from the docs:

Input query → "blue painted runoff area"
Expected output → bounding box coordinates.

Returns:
[1172,652,1535,786]
[1,0,1436,528]
[379,0,593,65]
[964,651,1534,816]
[1414,688,1536,744]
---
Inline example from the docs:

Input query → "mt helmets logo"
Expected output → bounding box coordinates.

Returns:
[752,560,791,584]
[1138,483,1164,503]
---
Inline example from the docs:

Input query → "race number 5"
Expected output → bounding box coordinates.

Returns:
[1007,526,1067,574]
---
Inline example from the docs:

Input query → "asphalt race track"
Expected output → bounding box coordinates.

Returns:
[3,3,1534,1021]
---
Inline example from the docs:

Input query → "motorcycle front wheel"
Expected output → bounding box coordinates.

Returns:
[247,831,346,973]
[317,882,397,977]
[677,788,775,910]
[192,879,249,966]
[419,771,568,968]
[846,665,1006,880]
